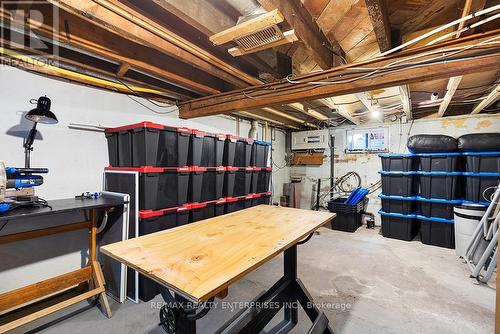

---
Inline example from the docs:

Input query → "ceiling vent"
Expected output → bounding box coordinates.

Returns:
[209,9,297,57]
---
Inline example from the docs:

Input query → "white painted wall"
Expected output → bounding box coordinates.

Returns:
[0,67,289,292]
[291,114,500,224]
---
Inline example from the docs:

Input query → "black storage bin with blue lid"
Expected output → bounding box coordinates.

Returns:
[200,167,225,203]
[463,152,500,173]
[327,197,367,232]
[223,167,238,197]
[379,194,416,215]
[379,153,418,172]
[234,137,253,167]
[379,211,420,241]
[379,171,418,197]
[417,197,461,220]
[137,207,178,301]
[251,140,271,167]
[463,172,500,203]
[223,135,238,166]
[416,152,462,172]
[418,215,455,249]
[418,171,461,200]
[105,166,190,210]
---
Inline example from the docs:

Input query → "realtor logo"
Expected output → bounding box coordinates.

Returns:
[0,0,59,67]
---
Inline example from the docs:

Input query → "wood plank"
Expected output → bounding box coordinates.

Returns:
[365,0,391,52]
[0,288,104,333]
[236,111,301,130]
[257,0,343,69]
[210,9,284,46]
[177,30,500,118]
[290,152,325,165]
[0,221,90,245]
[47,0,261,87]
[471,83,500,114]
[91,262,112,318]
[101,206,335,303]
[399,84,412,120]
[0,267,92,313]
[116,63,130,78]
[437,75,462,117]
[320,98,360,125]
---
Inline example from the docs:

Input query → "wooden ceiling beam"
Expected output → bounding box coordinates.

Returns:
[398,85,412,120]
[365,0,392,52]
[178,30,500,119]
[437,75,462,117]
[0,6,224,96]
[471,83,500,114]
[319,98,360,125]
[236,111,300,130]
[47,0,262,87]
[257,0,344,69]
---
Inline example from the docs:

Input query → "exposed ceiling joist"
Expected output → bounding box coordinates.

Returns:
[365,0,392,52]
[398,85,412,120]
[471,83,500,114]
[320,98,359,125]
[437,76,462,117]
[48,0,261,87]
[236,111,300,130]
[261,107,317,128]
[178,30,500,119]
[286,102,328,121]
[116,63,131,78]
[256,0,344,69]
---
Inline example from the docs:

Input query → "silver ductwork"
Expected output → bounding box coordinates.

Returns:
[226,0,266,24]
[248,120,259,139]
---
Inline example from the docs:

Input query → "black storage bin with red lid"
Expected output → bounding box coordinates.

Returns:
[189,202,216,223]
[224,167,237,197]
[234,167,253,197]
[223,135,238,166]
[201,133,226,167]
[137,207,178,302]
[189,166,205,203]
[255,167,272,193]
[105,166,189,210]
[200,167,225,202]
[251,140,271,167]
[234,137,253,167]
[105,122,190,167]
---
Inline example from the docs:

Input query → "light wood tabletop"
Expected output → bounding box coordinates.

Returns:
[100,205,335,303]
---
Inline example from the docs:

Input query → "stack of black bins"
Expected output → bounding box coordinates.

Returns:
[378,153,420,241]
[462,151,500,203]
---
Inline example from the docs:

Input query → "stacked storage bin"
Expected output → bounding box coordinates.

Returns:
[462,151,500,203]
[378,154,420,241]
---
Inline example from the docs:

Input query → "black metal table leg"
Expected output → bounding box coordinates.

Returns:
[283,246,298,326]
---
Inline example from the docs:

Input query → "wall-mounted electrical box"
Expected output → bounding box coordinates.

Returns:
[291,129,330,151]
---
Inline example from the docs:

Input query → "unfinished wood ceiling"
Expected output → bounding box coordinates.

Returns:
[1,0,499,129]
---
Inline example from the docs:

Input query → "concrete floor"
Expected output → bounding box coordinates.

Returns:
[17,227,495,334]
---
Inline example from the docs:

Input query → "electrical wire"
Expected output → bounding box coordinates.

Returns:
[116,78,178,115]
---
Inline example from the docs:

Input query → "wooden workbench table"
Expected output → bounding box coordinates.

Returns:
[0,198,125,333]
[102,205,336,333]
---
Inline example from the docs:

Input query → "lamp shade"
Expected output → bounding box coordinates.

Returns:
[25,96,58,124]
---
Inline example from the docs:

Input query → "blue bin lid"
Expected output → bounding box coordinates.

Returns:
[462,151,500,156]
[415,171,463,176]
[378,194,417,201]
[415,152,462,156]
[379,153,416,158]
[378,210,417,219]
[414,196,462,204]
[416,215,454,224]
[254,140,271,146]
[463,172,500,177]
[379,171,418,175]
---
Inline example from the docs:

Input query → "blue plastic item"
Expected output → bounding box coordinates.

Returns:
[379,171,418,175]
[378,194,417,201]
[254,140,271,146]
[415,171,463,176]
[415,215,454,224]
[0,203,10,213]
[414,197,463,204]
[378,153,416,157]
[462,151,500,156]
[349,188,369,205]
[344,187,360,204]
[378,210,417,219]
[415,152,462,156]
[462,172,500,177]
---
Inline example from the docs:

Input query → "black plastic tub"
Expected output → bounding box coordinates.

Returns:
[138,207,178,301]
[379,171,418,197]
[379,154,418,172]
[189,129,204,167]
[200,167,225,203]
[251,192,272,206]
[379,195,415,215]
[223,135,238,166]
[327,197,367,232]
[234,137,253,167]
[201,133,226,167]
[189,202,215,223]
[188,167,205,203]
[463,152,500,173]
[105,122,191,167]
[255,167,272,194]
[417,197,461,220]
[418,215,455,249]
[105,132,119,166]
[234,167,253,197]
[417,152,461,172]
[418,171,461,199]
[213,198,226,216]
[105,166,190,210]
[223,167,238,197]
[225,197,245,213]
[251,140,271,167]
[379,211,420,241]
[463,172,500,203]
